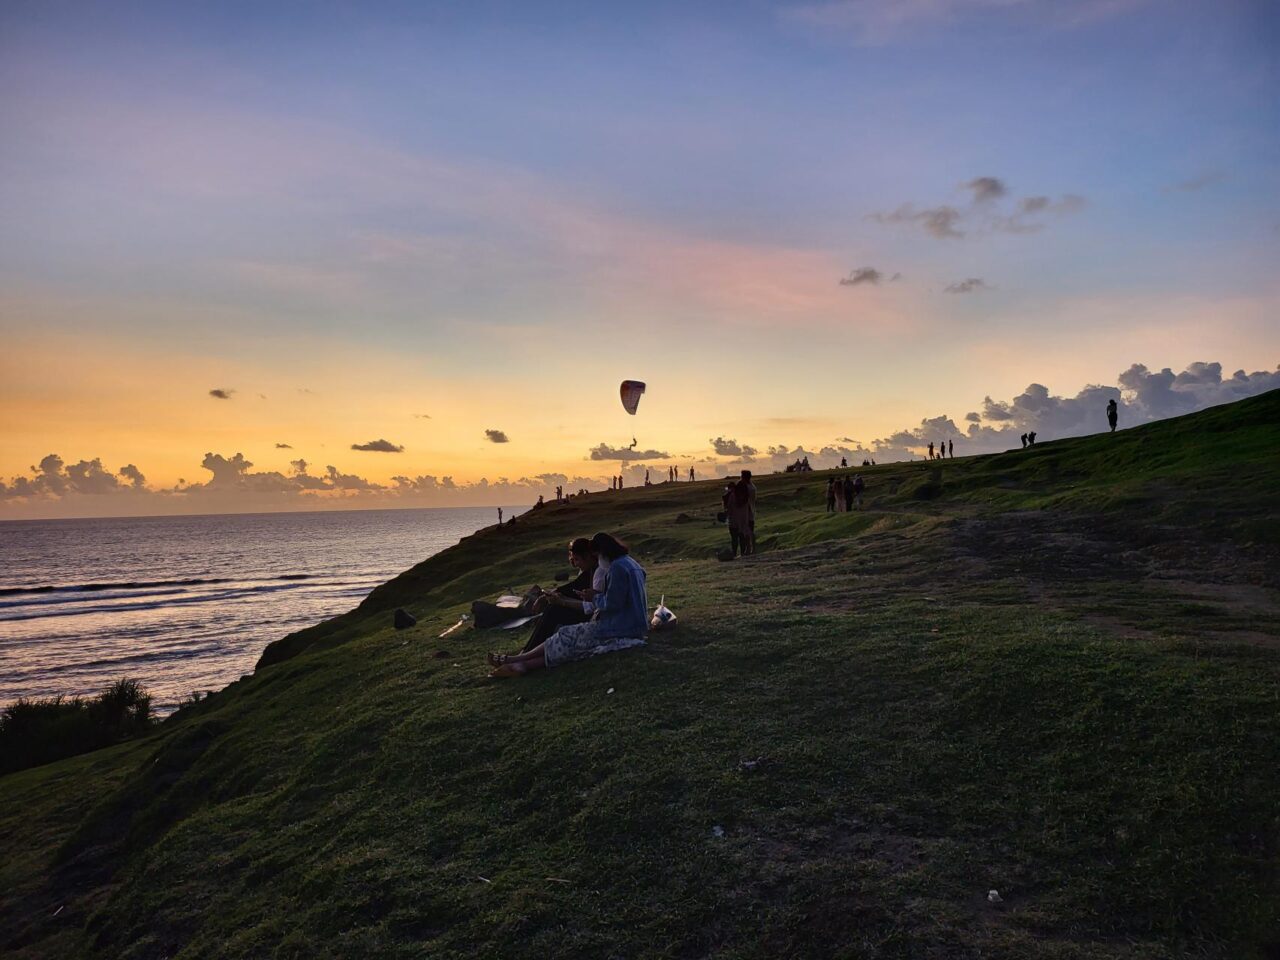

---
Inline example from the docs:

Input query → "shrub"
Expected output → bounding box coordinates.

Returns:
[0,678,155,775]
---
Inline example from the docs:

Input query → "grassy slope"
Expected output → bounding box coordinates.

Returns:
[2,391,1278,959]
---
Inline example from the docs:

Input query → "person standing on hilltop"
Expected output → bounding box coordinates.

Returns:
[726,470,756,555]
[488,532,647,677]
[842,474,854,513]
[1028,431,1037,446]
[689,466,696,482]
[1020,433,1027,449]
[826,477,837,513]
[928,441,935,460]
[853,473,865,509]
[948,439,954,458]
[1107,398,1118,433]
[723,481,743,555]
[498,507,503,524]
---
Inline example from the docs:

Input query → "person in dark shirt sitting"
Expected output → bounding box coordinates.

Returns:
[521,537,599,653]
[490,533,647,677]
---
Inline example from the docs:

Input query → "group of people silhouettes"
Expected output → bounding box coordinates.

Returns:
[654,466,695,482]
[926,441,954,460]
[601,466,705,492]
[826,474,865,513]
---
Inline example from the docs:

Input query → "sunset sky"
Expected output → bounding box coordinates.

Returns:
[2,0,1277,518]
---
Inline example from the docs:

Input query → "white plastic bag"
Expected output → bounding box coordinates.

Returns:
[650,594,677,630]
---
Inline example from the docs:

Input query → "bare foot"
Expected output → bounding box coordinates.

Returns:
[488,661,528,678]
[487,652,509,667]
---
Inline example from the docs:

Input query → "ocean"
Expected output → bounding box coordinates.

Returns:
[0,507,509,713]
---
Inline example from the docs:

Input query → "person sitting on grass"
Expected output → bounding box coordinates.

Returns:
[488,532,648,677]
[521,537,601,653]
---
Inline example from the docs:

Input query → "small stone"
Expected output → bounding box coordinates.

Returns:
[393,608,417,630]
[606,687,615,695]
[987,889,1003,904]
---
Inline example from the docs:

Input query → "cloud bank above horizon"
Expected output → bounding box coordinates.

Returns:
[4,360,1274,518]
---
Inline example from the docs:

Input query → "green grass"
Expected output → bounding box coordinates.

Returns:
[2,390,1279,959]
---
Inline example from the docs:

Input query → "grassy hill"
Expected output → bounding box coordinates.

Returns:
[2,391,1278,959]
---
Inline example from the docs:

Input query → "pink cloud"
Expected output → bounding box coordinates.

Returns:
[14,79,914,333]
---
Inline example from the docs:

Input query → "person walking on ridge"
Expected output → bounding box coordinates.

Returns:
[1107,398,1118,433]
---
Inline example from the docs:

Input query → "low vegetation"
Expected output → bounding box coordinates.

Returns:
[1,391,1277,959]
[0,678,155,776]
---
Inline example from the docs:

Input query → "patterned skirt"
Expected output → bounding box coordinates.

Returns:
[544,620,646,668]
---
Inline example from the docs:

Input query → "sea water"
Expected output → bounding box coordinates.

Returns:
[0,507,510,713]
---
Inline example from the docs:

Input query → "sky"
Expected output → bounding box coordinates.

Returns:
[1,0,1277,518]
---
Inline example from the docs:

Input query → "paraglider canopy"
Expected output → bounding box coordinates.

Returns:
[620,380,646,415]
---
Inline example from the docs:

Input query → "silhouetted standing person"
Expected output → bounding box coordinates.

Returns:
[1020,433,1027,449]
[853,473,865,509]
[722,482,742,555]
[1028,431,1037,446]
[727,470,757,556]
[840,456,847,468]
[826,477,836,513]
[689,466,695,482]
[1106,398,1118,433]
[842,474,854,512]
[498,507,503,524]
[928,441,935,460]
[948,439,953,458]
